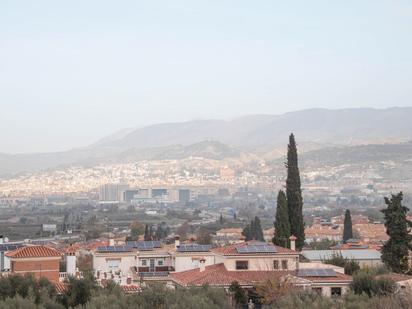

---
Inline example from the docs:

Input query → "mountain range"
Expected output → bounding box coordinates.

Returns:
[1,107,412,176]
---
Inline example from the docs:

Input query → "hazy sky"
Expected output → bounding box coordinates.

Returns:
[1,1,411,154]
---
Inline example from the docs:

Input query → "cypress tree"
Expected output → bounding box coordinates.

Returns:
[242,225,251,241]
[144,225,150,241]
[273,190,291,248]
[286,133,305,250]
[343,209,353,243]
[254,216,264,241]
[242,217,264,241]
[381,192,412,273]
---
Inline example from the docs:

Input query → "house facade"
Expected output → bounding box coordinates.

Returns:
[5,245,62,282]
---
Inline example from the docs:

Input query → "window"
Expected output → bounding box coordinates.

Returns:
[331,287,342,297]
[312,287,322,295]
[236,261,249,270]
[107,259,120,270]
[141,259,147,266]
[281,260,288,270]
[158,260,164,266]
[193,259,200,268]
[273,260,279,270]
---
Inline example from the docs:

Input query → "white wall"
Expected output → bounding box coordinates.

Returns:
[222,255,298,271]
[174,254,215,272]
[93,254,136,277]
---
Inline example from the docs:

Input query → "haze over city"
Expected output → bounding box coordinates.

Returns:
[1,2,412,307]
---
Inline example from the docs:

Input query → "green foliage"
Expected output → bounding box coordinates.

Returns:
[144,224,151,241]
[61,274,98,308]
[128,220,145,241]
[381,192,412,273]
[343,209,353,243]
[196,226,212,245]
[0,274,56,304]
[273,190,291,248]
[286,133,305,250]
[242,216,264,241]
[307,239,336,250]
[351,271,396,297]
[344,259,361,276]
[322,253,360,275]
[229,281,247,305]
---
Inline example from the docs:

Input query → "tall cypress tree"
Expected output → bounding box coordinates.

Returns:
[273,190,291,248]
[381,192,412,273]
[144,224,150,241]
[253,216,264,241]
[343,209,353,243]
[242,217,264,241]
[286,133,305,250]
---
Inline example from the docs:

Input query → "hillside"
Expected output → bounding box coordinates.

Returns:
[1,107,412,176]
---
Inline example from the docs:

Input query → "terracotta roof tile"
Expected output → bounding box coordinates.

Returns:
[121,285,141,293]
[171,264,352,287]
[171,263,293,287]
[5,245,62,258]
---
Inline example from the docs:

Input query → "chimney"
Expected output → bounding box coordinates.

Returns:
[66,246,77,275]
[199,258,206,272]
[175,236,180,249]
[289,235,297,251]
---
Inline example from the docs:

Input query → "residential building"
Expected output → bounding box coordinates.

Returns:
[6,245,62,282]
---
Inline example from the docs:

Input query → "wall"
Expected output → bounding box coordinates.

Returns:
[222,255,298,271]
[174,254,215,272]
[93,254,136,277]
[11,258,60,282]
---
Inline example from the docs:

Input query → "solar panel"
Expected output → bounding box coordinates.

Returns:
[126,241,162,249]
[236,245,277,254]
[0,243,24,252]
[96,246,133,253]
[177,244,211,252]
[297,269,336,277]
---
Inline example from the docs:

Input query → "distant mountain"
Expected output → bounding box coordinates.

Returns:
[301,141,412,165]
[94,107,412,152]
[110,141,245,162]
[1,107,412,176]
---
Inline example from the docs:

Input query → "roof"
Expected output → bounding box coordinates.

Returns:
[216,228,243,234]
[0,243,24,252]
[6,245,62,258]
[212,241,297,256]
[121,285,141,293]
[299,271,352,283]
[301,249,381,261]
[171,263,292,287]
[171,263,352,287]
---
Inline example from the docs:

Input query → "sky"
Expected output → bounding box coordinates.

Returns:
[1,1,412,154]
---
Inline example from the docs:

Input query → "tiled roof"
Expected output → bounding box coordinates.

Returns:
[121,285,141,293]
[171,263,352,287]
[212,241,297,256]
[5,245,62,258]
[171,263,292,287]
